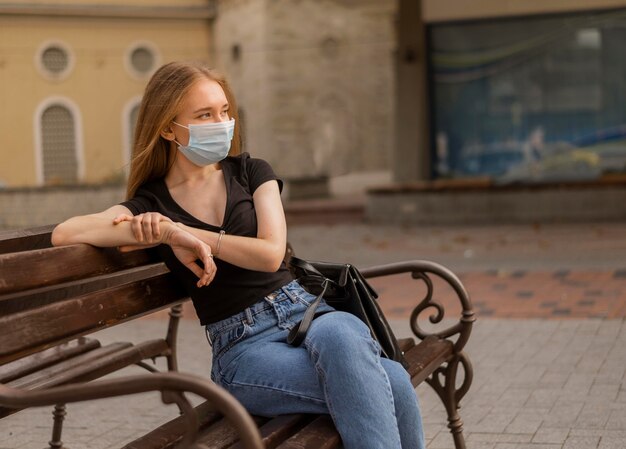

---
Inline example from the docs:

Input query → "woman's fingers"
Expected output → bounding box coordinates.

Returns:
[113,213,145,242]
[143,216,154,243]
[190,258,216,288]
[152,217,161,240]
[129,217,143,242]
[113,213,171,244]
[195,241,217,288]
[166,228,217,288]
[112,214,133,225]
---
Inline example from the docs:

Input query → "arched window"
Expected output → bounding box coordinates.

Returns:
[35,97,83,185]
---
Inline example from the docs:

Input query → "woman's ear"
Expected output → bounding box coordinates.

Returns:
[160,126,175,141]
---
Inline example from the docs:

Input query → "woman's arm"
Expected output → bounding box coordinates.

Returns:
[52,205,151,247]
[52,205,216,287]
[178,180,287,272]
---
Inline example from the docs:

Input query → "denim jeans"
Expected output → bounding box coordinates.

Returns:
[205,280,425,449]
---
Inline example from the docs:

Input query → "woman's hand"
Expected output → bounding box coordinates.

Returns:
[112,214,216,287]
[113,212,173,244]
[162,224,217,288]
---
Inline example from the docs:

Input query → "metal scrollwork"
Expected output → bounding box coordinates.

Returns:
[362,260,475,353]
[409,271,447,339]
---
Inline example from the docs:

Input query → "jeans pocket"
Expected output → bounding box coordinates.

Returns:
[211,322,249,360]
[213,321,253,384]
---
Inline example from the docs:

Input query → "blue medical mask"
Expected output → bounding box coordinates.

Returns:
[172,118,235,166]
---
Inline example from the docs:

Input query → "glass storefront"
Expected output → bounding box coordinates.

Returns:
[428,8,626,184]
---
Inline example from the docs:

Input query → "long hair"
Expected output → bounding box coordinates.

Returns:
[126,61,241,199]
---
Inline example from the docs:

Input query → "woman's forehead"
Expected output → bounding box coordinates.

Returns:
[182,78,227,111]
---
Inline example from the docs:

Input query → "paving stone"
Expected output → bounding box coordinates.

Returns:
[466,441,495,449]
[598,436,626,448]
[504,412,544,434]
[428,430,457,449]
[562,435,601,449]
[543,402,584,428]
[532,427,570,444]
[606,407,626,430]
[575,404,612,429]
[472,411,517,434]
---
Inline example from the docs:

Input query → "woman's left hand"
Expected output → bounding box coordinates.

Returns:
[113,212,173,244]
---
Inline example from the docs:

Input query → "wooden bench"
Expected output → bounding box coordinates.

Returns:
[0,225,475,449]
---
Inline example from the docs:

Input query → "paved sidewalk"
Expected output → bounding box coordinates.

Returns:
[1,221,625,448]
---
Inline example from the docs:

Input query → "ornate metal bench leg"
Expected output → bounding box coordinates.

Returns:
[48,403,67,449]
[426,353,473,449]
[166,304,184,372]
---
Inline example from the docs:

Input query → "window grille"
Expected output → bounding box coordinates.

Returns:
[130,47,155,74]
[40,45,70,76]
[41,105,78,184]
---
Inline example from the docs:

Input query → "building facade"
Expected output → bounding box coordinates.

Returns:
[0,0,214,188]
[213,0,396,197]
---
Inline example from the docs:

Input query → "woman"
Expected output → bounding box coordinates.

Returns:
[52,61,425,449]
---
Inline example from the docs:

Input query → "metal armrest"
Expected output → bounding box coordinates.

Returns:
[360,260,476,353]
[0,371,263,449]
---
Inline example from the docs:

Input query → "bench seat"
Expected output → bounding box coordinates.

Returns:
[0,337,171,418]
[122,336,456,449]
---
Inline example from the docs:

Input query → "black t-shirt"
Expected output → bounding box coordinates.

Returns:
[120,152,294,325]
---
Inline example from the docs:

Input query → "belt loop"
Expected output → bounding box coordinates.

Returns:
[282,284,297,303]
[245,307,254,325]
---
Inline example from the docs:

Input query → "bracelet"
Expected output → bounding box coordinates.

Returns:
[214,230,225,257]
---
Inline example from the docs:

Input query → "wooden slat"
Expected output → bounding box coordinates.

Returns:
[0,338,100,383]
[11,338,169,390]
[397,337,416,353]
[8,342,133,389]
[0,244,157,295]
[66,339,170,384]
[0,273,187,365]
[231,414,314,449]
[122,401,223,449]
[404,336,454,387]
[0,339,170,419]
[197,415,268,449]
[0,343,131,418]
[0,263,168,314]
[0,225,54,254]
[275,415,341,449]
[123,406,312,449]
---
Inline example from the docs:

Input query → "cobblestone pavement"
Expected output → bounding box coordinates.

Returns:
[1,221,625,448]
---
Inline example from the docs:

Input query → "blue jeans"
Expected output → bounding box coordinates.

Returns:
[205,280,425,449]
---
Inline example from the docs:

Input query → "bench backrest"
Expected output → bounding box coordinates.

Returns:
[0,226,187,366]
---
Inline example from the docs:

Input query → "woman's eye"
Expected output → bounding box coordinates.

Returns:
[221,110,229,117]
[200,112,211,119]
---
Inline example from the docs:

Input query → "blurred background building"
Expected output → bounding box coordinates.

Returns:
[0,0,213,188]
[1,0,626,229]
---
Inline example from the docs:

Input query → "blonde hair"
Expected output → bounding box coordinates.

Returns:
[126,61,241,199]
